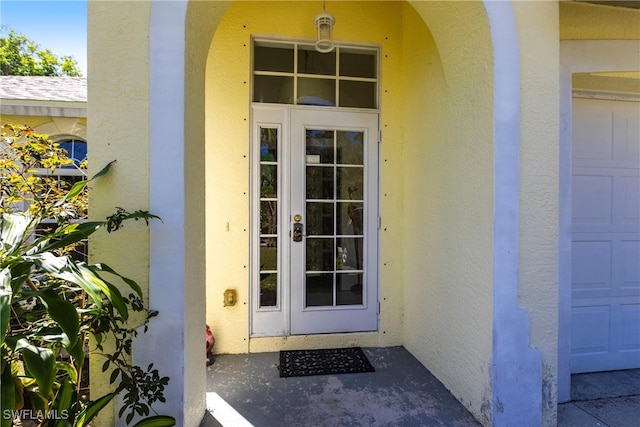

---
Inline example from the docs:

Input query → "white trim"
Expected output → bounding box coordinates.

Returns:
[558,39,640,403]
[251,37,381,111]
[572,89,640,102]
[48,134,87,143]
[560,40,640,73]
[288,108,379,335]
[252,35,380,55]
[558,65,574,403]
[484,1,543,425]
[1,100,87,118]
[134,2,205,426]
[250,106,380,336]
[250,106,289,336]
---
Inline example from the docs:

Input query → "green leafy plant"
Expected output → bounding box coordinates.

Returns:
[0,125,174,426]
[0,26,82,77]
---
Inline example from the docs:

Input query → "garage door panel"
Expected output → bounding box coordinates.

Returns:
[621,304,640,350]
[571,305,611,355]
[574,111,613,161]
[621,240,640,293]
[572,351,640,374]
[572,174,613,226]
[614,108,640,162]
[572,239,612,295]
[572,97,640,373]
[571,298,640,373]
[572,235,639,296]
[621,175,639,226]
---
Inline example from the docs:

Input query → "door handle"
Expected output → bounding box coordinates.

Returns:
[293,222,304,242]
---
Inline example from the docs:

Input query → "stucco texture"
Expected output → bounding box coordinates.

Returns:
[203,0,508,424]
[514,1,560,425]
[0,116,86,140]
[204,1,407,354]
[560,1,640,40]
[84,0,573,425]
[402,1,496,423]
[561,2,640,97]
[87,2,151,426]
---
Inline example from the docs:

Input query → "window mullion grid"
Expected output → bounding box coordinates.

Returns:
[259,139,279,308]
[332,129,338,306]
[253,40,379,109]
[339,76,377,83]
[293,43,299,105]
[335,46,340,107]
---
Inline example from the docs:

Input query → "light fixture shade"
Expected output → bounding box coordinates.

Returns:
[314,11,335,53]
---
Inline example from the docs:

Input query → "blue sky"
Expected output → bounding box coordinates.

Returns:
[1,0,87,75]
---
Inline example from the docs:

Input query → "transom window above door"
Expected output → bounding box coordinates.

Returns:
[252,39,379,109]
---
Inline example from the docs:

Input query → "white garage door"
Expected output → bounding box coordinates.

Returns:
[572,97,640,373]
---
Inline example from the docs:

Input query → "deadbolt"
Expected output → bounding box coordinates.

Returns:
[294,214,302,222]
[293,222,304,242]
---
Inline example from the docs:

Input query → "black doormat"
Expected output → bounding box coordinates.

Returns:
[279,347,375,378]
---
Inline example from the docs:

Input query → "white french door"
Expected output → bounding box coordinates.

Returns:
[251,105,379,336]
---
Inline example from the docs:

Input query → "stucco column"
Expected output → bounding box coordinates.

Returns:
[558,63,573,403]
[132,1,206,426]
[485,1,543,425]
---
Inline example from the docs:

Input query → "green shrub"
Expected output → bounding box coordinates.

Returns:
[0,125,174,427]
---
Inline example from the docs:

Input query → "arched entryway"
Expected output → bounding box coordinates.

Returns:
[138,1,553,424]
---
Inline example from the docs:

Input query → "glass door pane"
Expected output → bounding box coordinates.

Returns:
[252,40,378,109]
[255,107,379,336]
[259,126,279,308]
[339,49,377,78]
[290,109,378,335]
[304,127,364,308]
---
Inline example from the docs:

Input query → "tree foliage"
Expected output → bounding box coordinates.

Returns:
[0,27,82,77]
[0,125,173,427]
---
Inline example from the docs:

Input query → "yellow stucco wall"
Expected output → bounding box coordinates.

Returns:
[82,1,583,425]
[185,2,232,421]
[573,73,640,94]
[561,1,640,96]
[205,1,406,353]
[0,115,86,139]
[402,2,495,423]
[2,115,49,129]
[204,1,530,423]
[560,1,640,40]
[514,2,560,425]
[87,2,151,425]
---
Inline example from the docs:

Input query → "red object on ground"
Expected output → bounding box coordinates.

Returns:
[206,325,215,365]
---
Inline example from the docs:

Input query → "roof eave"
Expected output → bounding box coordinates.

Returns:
[1,99,87,118]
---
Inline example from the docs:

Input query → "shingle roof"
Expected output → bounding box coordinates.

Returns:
[0,76,86,103]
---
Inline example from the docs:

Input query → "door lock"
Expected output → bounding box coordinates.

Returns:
[293,222,304,242]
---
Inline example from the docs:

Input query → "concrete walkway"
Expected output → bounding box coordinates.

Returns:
[557,369,640,427]
[202,347,480,426]
[201,347,640,426]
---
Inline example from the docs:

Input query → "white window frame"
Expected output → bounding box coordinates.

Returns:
[251,37,380,110]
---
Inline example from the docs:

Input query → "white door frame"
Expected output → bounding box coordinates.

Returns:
[558,39,640,402]
[289,108,379,335]
[250,105,380,337]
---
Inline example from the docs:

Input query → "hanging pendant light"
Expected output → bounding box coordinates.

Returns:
[314,2,335,53]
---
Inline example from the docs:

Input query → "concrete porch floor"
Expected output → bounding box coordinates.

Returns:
[201,347,640,426]
[557,368,640,427]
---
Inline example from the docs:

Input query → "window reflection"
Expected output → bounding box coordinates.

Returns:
[253,41,378,109]
[306,273,333,306]
[337,131,364,165]
[258,127,280,308]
